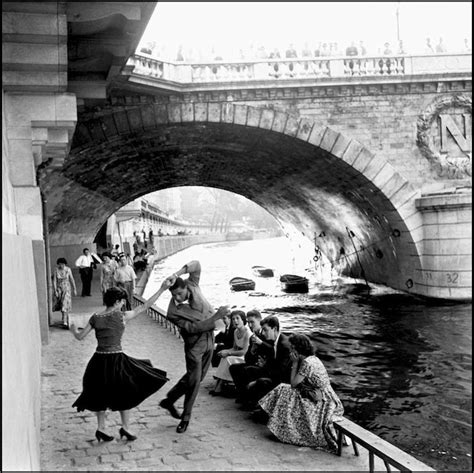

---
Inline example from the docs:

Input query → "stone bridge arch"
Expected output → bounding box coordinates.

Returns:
[39,102,424,295]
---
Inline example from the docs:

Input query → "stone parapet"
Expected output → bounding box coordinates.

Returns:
[122,52,472,95]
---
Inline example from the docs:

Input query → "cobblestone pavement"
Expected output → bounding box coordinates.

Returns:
[41,283,374,471]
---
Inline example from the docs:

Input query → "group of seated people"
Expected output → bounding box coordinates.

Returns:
[209,310,344,452]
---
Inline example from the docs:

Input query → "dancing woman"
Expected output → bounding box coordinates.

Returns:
[70,281,171,442]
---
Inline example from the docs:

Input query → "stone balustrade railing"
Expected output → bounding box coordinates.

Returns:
[126,52,471,85]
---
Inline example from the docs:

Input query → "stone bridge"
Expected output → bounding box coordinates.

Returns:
[40,51,472,301]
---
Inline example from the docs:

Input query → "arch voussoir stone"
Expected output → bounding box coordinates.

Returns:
[318,127,339,153]
[372,162,397,189]
[247,107,262,127]
[283,114,299,137]
[222,102,234,124]
[153,103,169,124]
[307,125,325,147]
[296,117,314,141]
[259,109,275,130]
[168,103,182,123]
[271,111,288,133]
[207,102,222,122]
[330,133,351,157]
[351,148,376,173]
[181,102,194,122]
[194,102,208,122]
[233,104,249,125]
[340,139,364,165]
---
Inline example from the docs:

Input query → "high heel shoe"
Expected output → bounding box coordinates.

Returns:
[95,430,114,442]
[119,427,137,441]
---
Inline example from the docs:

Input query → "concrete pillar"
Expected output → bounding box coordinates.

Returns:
[415,189,472,300]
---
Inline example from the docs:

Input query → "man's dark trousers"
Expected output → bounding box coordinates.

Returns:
[165,333,213,421]
[79,267,93,296]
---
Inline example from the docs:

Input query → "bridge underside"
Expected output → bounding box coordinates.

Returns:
[39,120,417,293]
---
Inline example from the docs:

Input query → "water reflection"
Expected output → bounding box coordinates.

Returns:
[144,237,472,471]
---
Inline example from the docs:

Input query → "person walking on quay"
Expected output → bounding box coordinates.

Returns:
[113,254,137,310]
[159,260,230,433]
[70,284,171,442]
[258,333,344,452]
[75,248,101,297]
[52,257,77,328]
[100,252,118,302]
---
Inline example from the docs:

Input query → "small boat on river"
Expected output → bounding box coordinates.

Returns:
[252,265,274,278]
[280,274,309,293]
[229,277,256,292]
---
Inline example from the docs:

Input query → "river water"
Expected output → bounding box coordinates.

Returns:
[143,237,472,471]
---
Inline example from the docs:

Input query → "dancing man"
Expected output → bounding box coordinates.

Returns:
[159,260,229,433]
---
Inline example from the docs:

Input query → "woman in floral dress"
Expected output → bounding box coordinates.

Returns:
[259,333,344,452]
[52,257,77,328]
[100,252,118,301]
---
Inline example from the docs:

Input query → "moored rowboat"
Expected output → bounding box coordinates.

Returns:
[252,265,274,278]
[280,274,309,293]
[229,277,256,291]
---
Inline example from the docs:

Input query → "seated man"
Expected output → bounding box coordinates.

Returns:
[229,309,273,401]
[232,315,292,412]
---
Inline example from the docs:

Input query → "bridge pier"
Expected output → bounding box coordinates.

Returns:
[415,188,472,300]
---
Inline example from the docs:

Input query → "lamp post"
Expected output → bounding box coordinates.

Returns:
[396,2,401,43]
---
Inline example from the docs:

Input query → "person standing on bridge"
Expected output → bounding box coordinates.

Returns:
[70,283,171,442]
[159,260,230,433]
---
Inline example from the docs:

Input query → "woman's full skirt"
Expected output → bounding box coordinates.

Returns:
[215,355,245,382]
[72,352,168,412]
[259,383,343,452]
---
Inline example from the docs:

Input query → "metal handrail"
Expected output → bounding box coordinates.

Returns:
[132,294,182,340]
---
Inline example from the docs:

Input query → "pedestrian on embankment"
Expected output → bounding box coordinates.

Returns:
[158,260,230,433]
[70,283,171,442]
[100,252,118,302]
[113,254,136,310]
[75,248,101,297]
[52,257,77,328]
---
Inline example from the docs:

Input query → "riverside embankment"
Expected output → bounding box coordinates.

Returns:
[41,273,379,471]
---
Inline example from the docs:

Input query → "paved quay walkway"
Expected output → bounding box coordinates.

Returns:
[41,279,377,471]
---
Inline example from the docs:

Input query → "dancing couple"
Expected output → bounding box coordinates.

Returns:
[71,260,229,440]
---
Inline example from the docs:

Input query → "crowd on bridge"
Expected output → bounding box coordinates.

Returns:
[139,36,472,62]
[62,258,345,452]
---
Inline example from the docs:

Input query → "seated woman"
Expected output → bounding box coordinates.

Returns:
[211,310,252,396]
[211,312,235,368]
[258,333,344,452]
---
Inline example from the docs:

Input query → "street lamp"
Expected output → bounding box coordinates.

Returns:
[396,2,401,43]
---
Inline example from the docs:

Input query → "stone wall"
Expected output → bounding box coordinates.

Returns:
[227,85,471,190]
[2,96,42,470]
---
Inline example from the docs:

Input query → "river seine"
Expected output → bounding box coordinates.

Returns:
[143,237,472,472]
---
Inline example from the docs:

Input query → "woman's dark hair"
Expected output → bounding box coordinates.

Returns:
[231,310,247,325]
[169,277,186,291]
[83,248,90,254]
[56,257,67,265]
[102,252,112,259]
[289,333,315,357]
[103,287,128,307]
